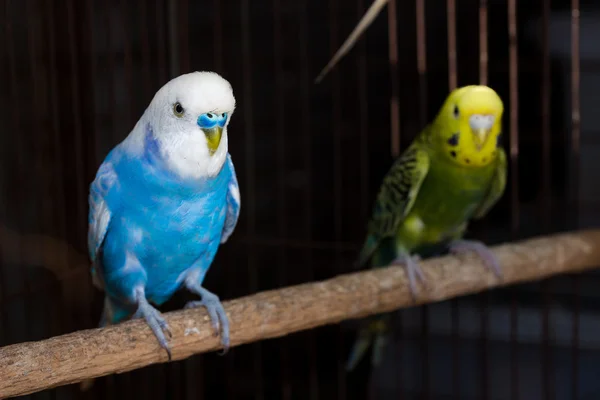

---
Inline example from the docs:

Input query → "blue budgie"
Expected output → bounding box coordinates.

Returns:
[88,71,240,359]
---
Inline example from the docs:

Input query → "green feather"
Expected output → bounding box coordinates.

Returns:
[472,148,507,220]
[355,144,430,268]
[348,85,507,371]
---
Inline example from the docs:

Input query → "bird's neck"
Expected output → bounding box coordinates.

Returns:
[124,121,228,182]
[159,131,229,180]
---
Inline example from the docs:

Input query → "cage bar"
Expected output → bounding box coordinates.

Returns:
[570,0,581,398]
[239,1,264,398]
[388,0,400,158]
[479,0,488,85]
[272,0,292,398]
[540,1,554,399]
[298,2,320,398]
[447,0,457,91]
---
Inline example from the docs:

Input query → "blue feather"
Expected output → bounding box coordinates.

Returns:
[88,123,239,317]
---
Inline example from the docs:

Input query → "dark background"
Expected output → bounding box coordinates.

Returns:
[1,0,600,398]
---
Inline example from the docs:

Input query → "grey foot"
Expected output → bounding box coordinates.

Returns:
[449,239,502,278]
[185,287,230,353]
[133,294,172,360]
[391,253,426,299]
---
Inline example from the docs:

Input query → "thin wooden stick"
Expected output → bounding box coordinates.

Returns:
[2,229,600,398]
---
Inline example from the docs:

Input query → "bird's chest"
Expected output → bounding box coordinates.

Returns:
[135,191,227,254]
[107,183,228,304]
[406,161,494,241]
[115,168,229,266]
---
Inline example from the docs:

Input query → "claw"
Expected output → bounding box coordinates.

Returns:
[449,239,502,279]
[185,287,230,354]
[133,289,173,360]
[390,253,427,300]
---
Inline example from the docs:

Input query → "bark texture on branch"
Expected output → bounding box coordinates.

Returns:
[1,230,600,398]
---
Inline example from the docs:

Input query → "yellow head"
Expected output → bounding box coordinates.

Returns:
[431,85,504,168]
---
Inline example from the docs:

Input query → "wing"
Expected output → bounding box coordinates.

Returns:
[88,155,119,266]
[315,0,389,83]
[356,145,430,266]
[472,148,507,219]
[220,154,241,244]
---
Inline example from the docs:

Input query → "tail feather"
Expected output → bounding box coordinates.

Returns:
[346,316,390,371]
[353,235,379,269]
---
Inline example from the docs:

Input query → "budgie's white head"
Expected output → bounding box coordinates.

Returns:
[131,71,236,179]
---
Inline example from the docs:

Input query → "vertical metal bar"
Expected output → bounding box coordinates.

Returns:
[508,0,519,234]
[119,0,134,128]
[28,2,61,382]
[105,1,117,144]
[570,0,581,167]
[415,0,430,398]
[273,0,291,399]
[510,296,519,400]
[178,0,189,73]
[446,0,460,395]
[155,0,167,85]
[327,0,346,398]
[240,2,263,399]
[446,0,457,91]
[213,0,223,73]
[299,2,319,399]
[507,0,520,399]
[357,0,369,222]
[479,0,488,85]
[388,0,400,157]
[116,0,135,393]
[480,272,489,400]
[541,0,551,228]
[240,0,256,290]
[26,0,43,223]
[570,0,581,226]
[416,0,427,124]
[26,0,44,357]
[138,0,151,100]
[386,1,403,394]
[480,0,492,398]
[5,0,31,349]
[80,1,98,397]
[103,1,117,395]
[83,0,96,271]
[167,0,179,77]
[570,1,580,399]
[0,0,8,347]
[540,1,554,400]
[451,299,460,398]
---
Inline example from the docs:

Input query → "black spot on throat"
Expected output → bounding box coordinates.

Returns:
[447,133,459,146]
[450,151,457,158]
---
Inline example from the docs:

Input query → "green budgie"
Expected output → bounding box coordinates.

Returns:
[347,85,507,370]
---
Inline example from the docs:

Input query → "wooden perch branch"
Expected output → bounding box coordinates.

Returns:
[2,229,600,398]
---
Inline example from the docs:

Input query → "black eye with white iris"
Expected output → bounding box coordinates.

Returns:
[173,102,185,117]
[453,105,460,119]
